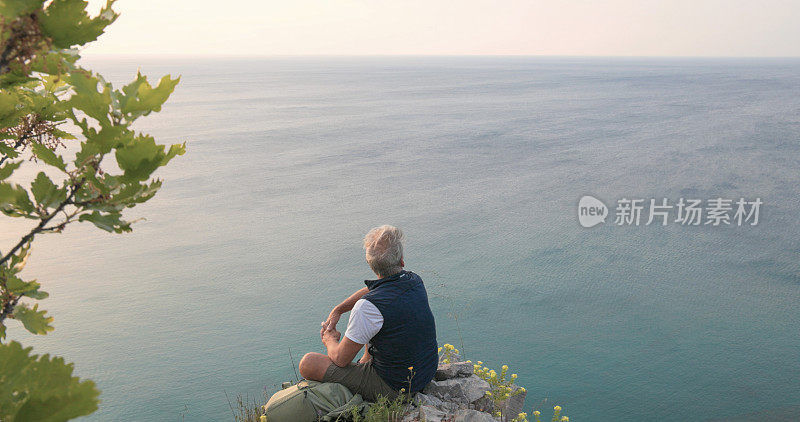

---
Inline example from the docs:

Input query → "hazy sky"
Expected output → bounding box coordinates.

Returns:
[83,0,800,57]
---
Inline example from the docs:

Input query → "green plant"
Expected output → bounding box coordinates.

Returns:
[437,342,461,364]
[529,405,568,422]
[350,394,408,422]
[1,0,185,420]
[348,367,415,422]
[226,391,267,422]
[473,361,526,420]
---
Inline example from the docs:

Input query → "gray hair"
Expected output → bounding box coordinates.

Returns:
[363,225,404,278]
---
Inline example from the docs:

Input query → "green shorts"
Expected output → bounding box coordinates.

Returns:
[322,361,399,402]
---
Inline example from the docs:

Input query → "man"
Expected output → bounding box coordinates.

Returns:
[298,225,438,401]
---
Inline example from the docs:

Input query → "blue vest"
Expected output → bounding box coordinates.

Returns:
[363,270,438,392]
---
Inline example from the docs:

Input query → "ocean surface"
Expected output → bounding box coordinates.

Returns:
[3,57,800,421]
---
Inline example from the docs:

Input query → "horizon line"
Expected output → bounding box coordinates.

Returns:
[81,53,800,59]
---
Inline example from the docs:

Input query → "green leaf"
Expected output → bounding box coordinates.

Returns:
[29,49,80,76]
[12,303,54,335]
[113,179,162,206]
[67,70,111,124]
[8,241,31,272]
[39,0,118,49]
[0,341,100,421]
[0,181,36,216]
[0,160,22,180]
[0,0,43,20]
[163,142,186,165]
[120,73,180,117]
[86,123,134,154]
[0,89,26,128]
[4,274,48,299]
[31,142,67,171]
[31,172,67,210]
[78,210,131,233]
[0,142,21,158]
[114,135,168,181]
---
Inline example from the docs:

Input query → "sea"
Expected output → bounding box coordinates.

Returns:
[3,56,800,421]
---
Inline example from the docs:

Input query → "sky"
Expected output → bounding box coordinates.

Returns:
[83,0,800,57]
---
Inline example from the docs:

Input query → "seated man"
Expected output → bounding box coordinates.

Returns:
[298,225,438,402]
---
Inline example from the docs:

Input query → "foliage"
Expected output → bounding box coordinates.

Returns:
[0,340,99,422]
[226,391,267,422]
[474,360,525,416]
[529,406,568,422]
[348,393,408,422]
[0,0,184,420]
[437,342,460,364]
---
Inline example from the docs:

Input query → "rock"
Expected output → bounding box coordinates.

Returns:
[402,405,449,422]
[414,392,443,408]
[454,409,499,422]
[498,385,526,418]
[439,401,461,413]
[436,361,474,380]
[471,396,493,413]
[439,351,462,364]
[423,375,490,404]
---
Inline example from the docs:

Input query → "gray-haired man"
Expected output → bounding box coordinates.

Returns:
[298,225,438,401]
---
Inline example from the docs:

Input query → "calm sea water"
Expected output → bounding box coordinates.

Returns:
[4,57,800,421]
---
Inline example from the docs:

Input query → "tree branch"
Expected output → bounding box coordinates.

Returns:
[0,137,26,168]
[0,178,84,327]
[0,295,21,326]
[0,178,85,267]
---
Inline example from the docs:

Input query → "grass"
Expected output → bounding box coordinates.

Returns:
[226,391,267,422]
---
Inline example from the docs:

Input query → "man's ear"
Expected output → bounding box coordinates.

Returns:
[400,258,405,267]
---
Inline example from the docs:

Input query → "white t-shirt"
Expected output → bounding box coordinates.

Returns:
[344,298,384,345]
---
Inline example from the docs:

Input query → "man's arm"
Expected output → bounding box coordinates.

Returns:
[322,286,369,331]
[321,328,364,367]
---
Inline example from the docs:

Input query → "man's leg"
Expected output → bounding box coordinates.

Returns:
[298,352,332,381]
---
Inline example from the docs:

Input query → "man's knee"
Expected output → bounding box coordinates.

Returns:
[299,352,329,381]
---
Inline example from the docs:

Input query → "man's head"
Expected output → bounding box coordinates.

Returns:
[363,225,405,278]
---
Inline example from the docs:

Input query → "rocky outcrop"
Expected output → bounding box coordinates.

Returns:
[400,358,527,422]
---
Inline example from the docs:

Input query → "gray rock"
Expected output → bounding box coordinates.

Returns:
[436,361,475,380]
[417,405,449,422]
[423,375,491,404]
[453,409,499,422]
[471,396,494,413]
[498,385,526,418]
[439,351,462,364]
[439,401,462,413]
[414,392,443,408]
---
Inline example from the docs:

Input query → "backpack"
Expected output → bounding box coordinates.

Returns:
[263,380,368,421]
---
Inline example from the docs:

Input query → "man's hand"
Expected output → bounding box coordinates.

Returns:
[321,308,342,332]
[322,287,369,332]
[321,326,341,346]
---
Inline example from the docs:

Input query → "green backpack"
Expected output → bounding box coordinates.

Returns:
[263,380,368,421]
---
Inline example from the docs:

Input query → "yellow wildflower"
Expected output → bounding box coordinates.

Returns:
[554,405,561,412]
[533,411,540,416]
